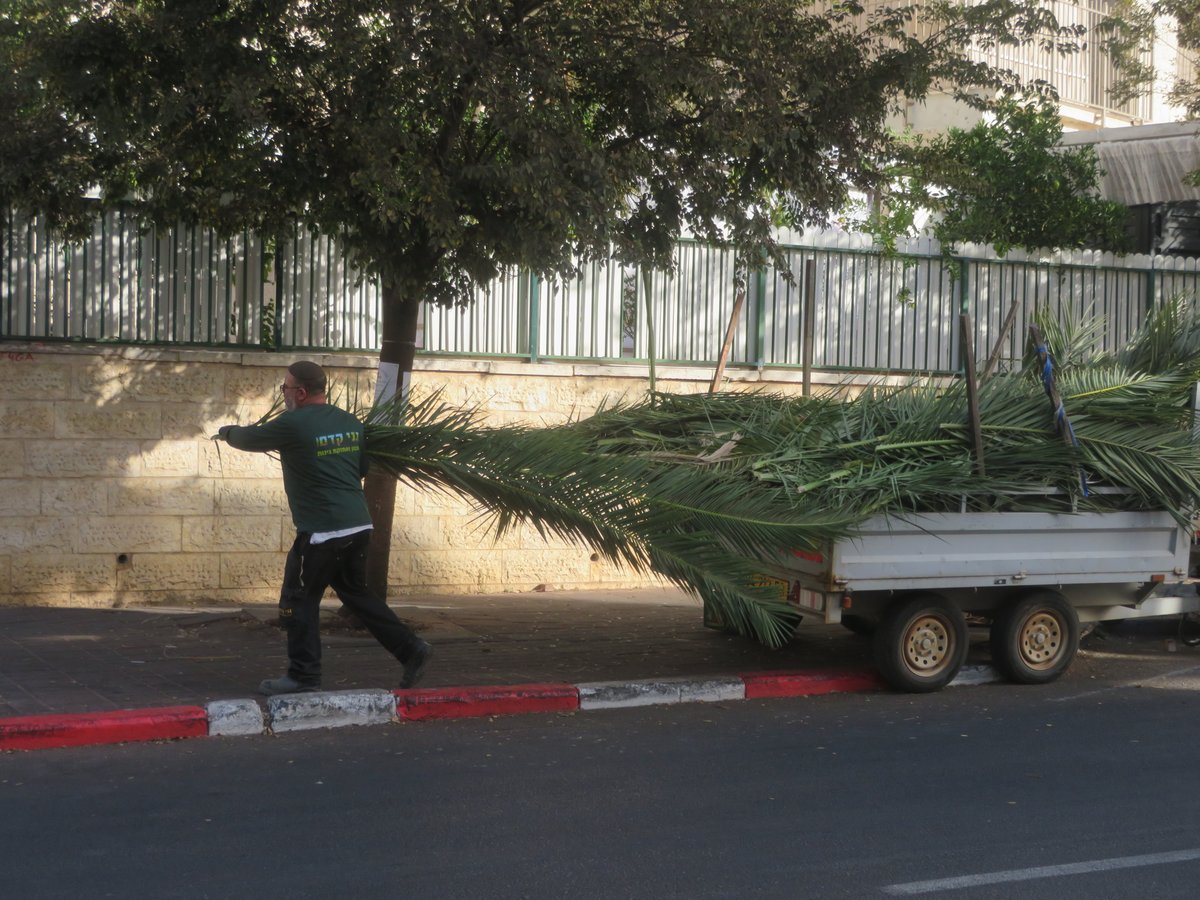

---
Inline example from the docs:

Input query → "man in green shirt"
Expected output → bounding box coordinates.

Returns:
[218,361,432,695]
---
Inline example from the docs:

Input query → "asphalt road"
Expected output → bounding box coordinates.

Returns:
[6,651,1200,899]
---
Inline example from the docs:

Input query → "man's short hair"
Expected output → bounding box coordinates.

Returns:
[287,361,327,394]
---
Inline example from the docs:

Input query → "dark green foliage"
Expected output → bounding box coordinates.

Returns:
[868,98,1129,255]
[362,394,859,647]
[1102,0,1200,118]
[2,0,1094,302]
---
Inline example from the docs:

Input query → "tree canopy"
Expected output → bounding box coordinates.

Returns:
[1160,0,1200,119]
[860,98,1130,255]
[2,0,1087,305]
[1103,0,1200,122]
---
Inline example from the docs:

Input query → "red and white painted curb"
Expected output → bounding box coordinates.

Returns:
[0,664,1000,752]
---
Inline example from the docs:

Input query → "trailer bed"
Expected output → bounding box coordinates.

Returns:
[774,510,1191,594]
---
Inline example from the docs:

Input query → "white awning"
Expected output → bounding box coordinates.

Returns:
[1060,122,1200,206]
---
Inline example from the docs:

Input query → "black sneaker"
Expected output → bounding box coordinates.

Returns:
[400,642,433,689]
[258,675,320,696]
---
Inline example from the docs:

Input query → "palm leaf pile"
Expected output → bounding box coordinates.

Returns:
[363,298,1200,647]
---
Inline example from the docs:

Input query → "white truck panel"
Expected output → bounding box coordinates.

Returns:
[778,510,1190,594]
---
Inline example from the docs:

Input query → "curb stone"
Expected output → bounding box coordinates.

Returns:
[206,699,265,737]
[267,689,397,734]
[742,669,887,699]
[396,683,580,721]
[0,665,1003,752]
[0,706,208,752]
[578,676,744,710]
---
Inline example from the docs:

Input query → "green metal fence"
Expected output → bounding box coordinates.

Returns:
[274,224,382,351]
[5,210,1200,374]
[2,210,271,346]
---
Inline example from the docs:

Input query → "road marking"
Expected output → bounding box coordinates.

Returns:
[1050,663,1200,701]
[882,848,1200,895]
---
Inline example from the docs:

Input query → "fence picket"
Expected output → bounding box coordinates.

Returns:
[5,210,1200,375]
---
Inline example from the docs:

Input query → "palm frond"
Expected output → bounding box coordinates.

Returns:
[354,299,1200,648]
[1111,294,1200,376]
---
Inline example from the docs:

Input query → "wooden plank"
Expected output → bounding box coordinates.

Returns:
[709,287,746,392]
[981,300,1021,381]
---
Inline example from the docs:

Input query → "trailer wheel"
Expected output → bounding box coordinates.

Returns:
[990,591,1079,684]
[874,594,968,693]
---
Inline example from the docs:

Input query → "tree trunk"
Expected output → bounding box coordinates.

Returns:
[364,283,422,600]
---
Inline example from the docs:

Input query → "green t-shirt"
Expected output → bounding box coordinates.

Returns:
[225,404,372,533]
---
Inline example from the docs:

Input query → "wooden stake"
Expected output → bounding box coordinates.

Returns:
[710,288,747,393]
[980,300,1021,382]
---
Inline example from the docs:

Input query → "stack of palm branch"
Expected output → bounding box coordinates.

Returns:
[363,297,1200,647]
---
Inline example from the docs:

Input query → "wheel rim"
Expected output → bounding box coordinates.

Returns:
[902,615,955,676]
[1018,611,1064,670]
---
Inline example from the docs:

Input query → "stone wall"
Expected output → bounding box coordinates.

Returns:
[0,342,899,608]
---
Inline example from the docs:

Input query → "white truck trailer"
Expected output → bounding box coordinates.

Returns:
[756,509,1199,692]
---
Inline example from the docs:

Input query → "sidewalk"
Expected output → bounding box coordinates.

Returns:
[0,587,1188,751]
[0,587,878,715]
[0,587,887,747]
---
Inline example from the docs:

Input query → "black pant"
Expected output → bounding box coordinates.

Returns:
[279,530,421,686]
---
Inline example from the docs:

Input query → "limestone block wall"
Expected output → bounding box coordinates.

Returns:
[0,342,895,608]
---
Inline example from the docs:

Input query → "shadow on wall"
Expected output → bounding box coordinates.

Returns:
[0,346,378,609]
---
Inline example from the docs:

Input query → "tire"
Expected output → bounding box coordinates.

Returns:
[873,594,968,693]
[989,591,1079,685]
[840,614,876,636]
[1179,611,1200,647]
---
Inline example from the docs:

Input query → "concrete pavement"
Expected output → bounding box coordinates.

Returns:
[0,587,1191,751]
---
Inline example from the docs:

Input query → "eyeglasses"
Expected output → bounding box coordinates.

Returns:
[279,383,302,394]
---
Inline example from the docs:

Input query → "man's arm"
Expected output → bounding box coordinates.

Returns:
[217,417,293,452]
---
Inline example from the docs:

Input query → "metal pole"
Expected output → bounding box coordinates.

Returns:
[802,257,816,397]
[528,271,541,363]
